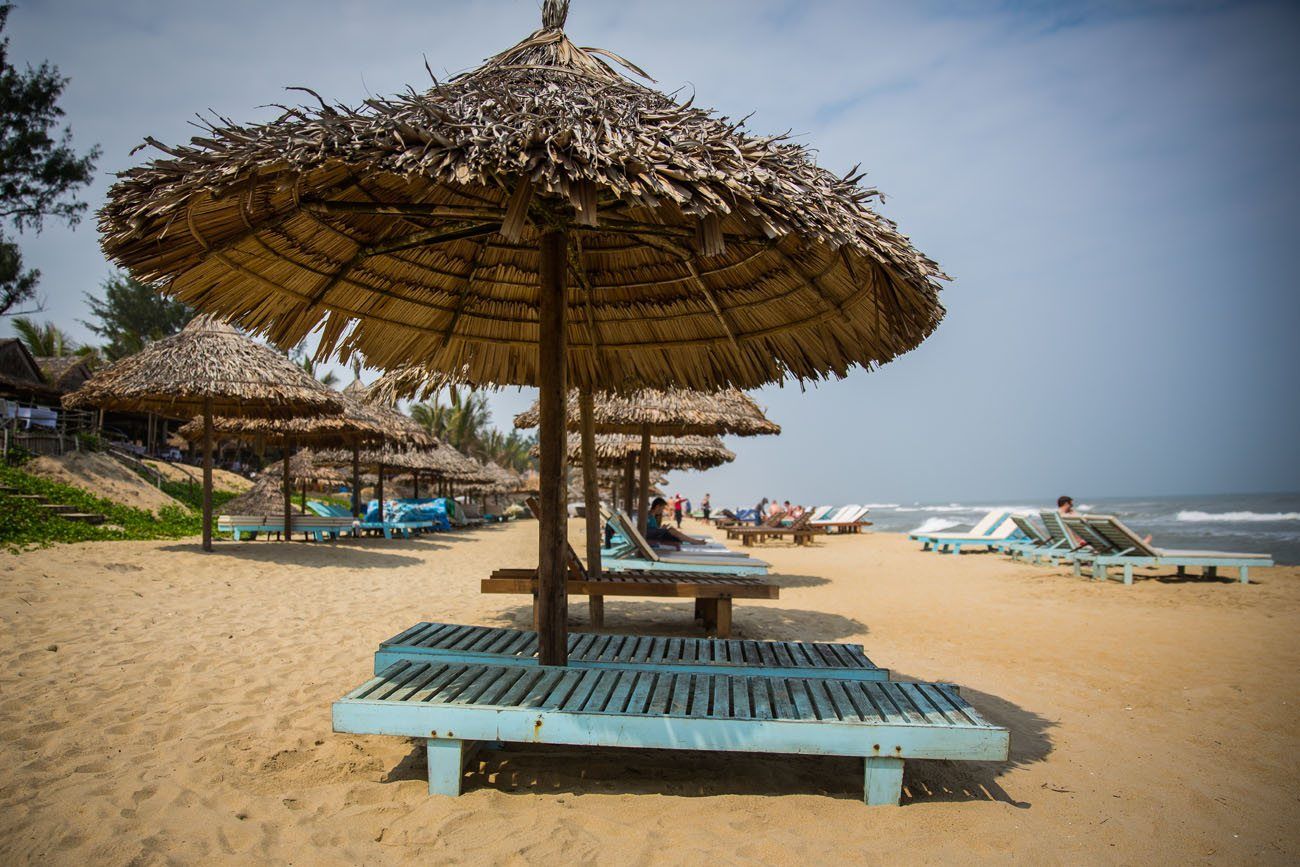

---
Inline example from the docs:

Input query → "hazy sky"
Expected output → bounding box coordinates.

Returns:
[7,0,1299,506]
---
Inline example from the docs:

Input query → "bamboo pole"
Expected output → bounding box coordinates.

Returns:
[623,452,635,516]
[282,435,293,542]
[636,424,651,536]
[578,387,602,585]
[377,463,385,521]
[201,398,213,552]
[413,470,420,499]
[536,226,569,667]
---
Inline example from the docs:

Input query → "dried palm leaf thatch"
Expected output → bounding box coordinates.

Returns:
[261,450,347,486]
[98,1,946,393]
[460,460,523,494]
[538,433,733,471]
[314,440,481,481]
[63,316,342,419]
[513,387,778,436]
[177,389,387,447]
[222,476,308,516]
[341,379,436,447]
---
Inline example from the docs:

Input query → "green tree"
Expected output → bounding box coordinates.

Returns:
[0,3,99,316]
[10,316,97,363]
[82,273,193,360]
[289,340,339,388]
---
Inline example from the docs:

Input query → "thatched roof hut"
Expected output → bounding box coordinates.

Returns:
[63,316,342,419]
[514,388,779,437]
[222,476,308,517]
[0,338,58,401]
[35,356,94,394]
[547,433,734,471]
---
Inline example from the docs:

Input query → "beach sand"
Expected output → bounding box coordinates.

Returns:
[1,521,1296,864]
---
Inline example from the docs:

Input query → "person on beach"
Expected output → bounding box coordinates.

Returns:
[647,497,706,545]
[701,493,711,522]
[1058,495,1085,545]
[754,497,768,526]
[672,493,684,528]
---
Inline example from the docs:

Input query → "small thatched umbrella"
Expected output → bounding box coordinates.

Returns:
[63,316,342,551]
[261,450,348,510]
[514,387,777,568]
[97,0,947,664]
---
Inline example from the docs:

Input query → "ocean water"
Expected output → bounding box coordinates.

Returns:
[855,492,1300,566]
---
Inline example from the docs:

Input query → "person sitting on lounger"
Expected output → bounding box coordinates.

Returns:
[701,494,711,521]
[648,497,708,545]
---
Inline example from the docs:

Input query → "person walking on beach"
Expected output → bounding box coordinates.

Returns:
[754,497,768,526]
[701,493,711,522]
[672,493,684,528]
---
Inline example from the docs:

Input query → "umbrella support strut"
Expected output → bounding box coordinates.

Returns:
[578,388,602,625]
[536,226,569,666]
[202,398,213,552]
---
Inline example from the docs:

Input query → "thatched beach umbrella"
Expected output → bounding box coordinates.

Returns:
[63,316,342,551]
[97,0,947,664]
[179,385,389,526]
[261,450,347,510]
[514,387,777,571]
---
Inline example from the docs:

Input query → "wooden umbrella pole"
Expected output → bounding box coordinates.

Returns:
[201,398,213,552]
[282,435,293,542]
[636,424,652,536]
[351,442,361,517]
[578,388,603,624]
[300,480,307,511]
[377,463,385,522]
[536,226,569,666]
[413,470,420,499]
[623,453,635,516]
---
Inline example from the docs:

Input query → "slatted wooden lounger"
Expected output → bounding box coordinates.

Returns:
[376,622,889,680]
[726,512,825,546]
[1064,514,1273,584]
[602,508,770,576]
[813,505,874,534]
[217,514,355,542]
[483,566,778,638]
[332,660,1009,805]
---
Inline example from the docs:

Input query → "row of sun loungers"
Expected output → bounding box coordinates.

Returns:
[333,622,1010,805]
[216,514,356,542]
[218,497,507,542]
[914,509,1273,583]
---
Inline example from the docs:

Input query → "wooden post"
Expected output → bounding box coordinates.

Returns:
[578,389,603,619]
[377,463,385,522]
[623,453,635,518]
[636,424,652,536]
[282,435,294,542]
[300,480,307,511]
[413,471,420,499]
[201,398,213,552]
[536,226,569,666]
[351,442,361,517]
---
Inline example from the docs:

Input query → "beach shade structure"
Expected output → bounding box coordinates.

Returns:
[178,385,390,526]
[63,316,342,551]
[514,388,778,568]
[559,432,734,518]
[96,0,947,665]
[261,450,348,511]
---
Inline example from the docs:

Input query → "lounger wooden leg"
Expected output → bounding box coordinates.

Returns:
[1205,566,1218,580]
[700,599,718,634]
[694,599,706,623]
[425,738,472,796]
[1239,566,1249,584]
[531,594,540,630]
[1123,564,1134,586]
[864,756,904,806]
[589,594,605,628]
[1094,562,1108,582]
[713,598,733,638]
[1176,565,1186,576]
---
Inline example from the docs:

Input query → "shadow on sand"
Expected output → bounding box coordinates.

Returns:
[766,572,831,589]
[157,539,431,568]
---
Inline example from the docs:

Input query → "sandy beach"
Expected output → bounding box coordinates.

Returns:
[1,521,1297,864]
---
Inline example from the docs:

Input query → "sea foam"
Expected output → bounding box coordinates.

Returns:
[910,517,963,534]
[1176,510,1300,523]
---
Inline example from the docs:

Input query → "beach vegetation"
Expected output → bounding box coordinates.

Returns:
[81,272,193,361]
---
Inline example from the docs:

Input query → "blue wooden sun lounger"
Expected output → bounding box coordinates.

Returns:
[217,513,355,542]
[603,509,770,576]
[376,622,889,681]
[308,500,434,539]
[333,659,1009,805]
[909,510,1024,554]
[1064,515,1273,584]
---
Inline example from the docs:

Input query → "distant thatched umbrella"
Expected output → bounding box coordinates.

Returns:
[260,450,347,510]
[97,0,947,663]
[514,387,777,547]
[63,316,341,551]
[552,433,734,471]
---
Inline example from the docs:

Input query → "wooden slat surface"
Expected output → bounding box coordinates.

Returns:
[381,622,879,673]
[349,660,995,729]
[483,570,779,599]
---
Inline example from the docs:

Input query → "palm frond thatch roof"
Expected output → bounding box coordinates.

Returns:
[176,384,390,446]
[541,433,734,471]
[512,387,778,437]
[221,476,308,516]
[261,450,348,486]
[98,0,946,392]
[342,379,436,447]
[62,316,342,419]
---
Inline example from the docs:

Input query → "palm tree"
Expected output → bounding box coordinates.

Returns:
[409,401,450,439]
[290,340,340,388]
[12,317,74,356]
